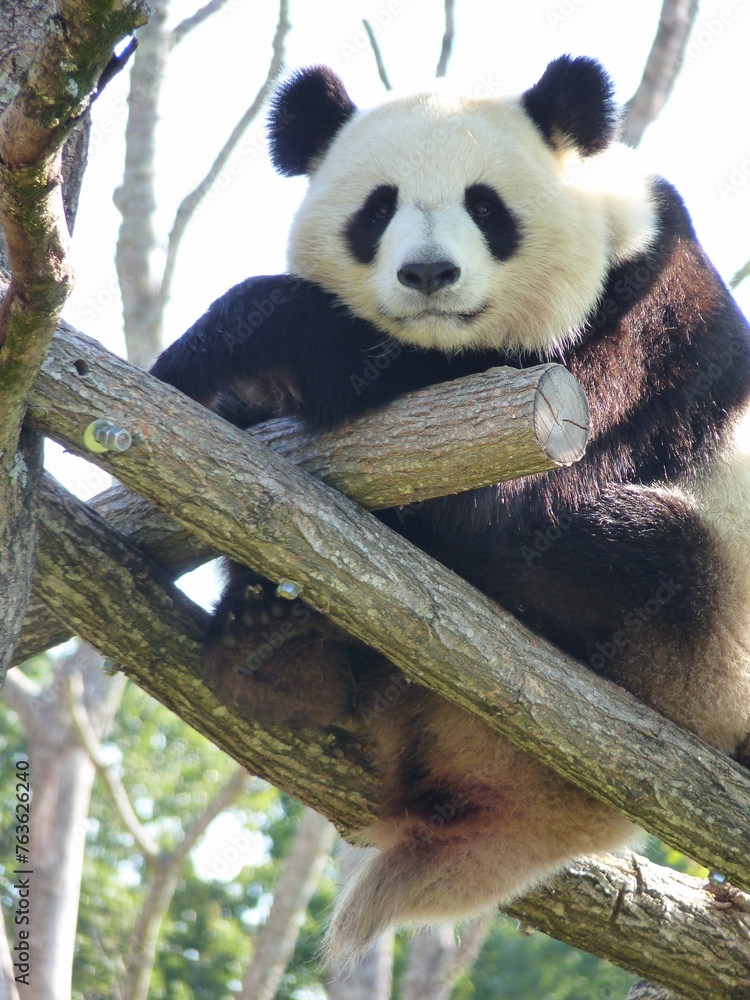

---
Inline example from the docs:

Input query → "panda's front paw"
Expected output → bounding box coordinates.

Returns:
[208,575,314,676]
[202,569,357,728]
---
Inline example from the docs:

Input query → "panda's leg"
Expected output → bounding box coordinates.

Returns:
[202,562,358,728]
[451,467,750,759]
[325,685,640,967]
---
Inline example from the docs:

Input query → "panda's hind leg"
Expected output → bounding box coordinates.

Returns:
[202,564,358,728]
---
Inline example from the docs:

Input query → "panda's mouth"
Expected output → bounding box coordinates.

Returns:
[386,305,489,325]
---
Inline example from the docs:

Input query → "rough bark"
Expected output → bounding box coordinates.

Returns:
[33,473,379,829]
[628,984,685,1000]
[622,0,699,147]
[0,427,43,682]
[20,331,750,890]
[0,0,150,680]
[238,809,336,1000]
[505,854,750,1000]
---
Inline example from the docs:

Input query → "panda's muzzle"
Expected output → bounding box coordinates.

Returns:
[397,259,461,295]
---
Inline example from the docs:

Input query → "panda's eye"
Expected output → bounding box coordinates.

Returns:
[365,187,397,223]
[469,200,493,220]
[371,199,395,221]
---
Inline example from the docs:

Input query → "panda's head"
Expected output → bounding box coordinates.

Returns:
[268,56,657,355]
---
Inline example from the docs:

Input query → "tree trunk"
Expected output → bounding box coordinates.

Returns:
[22,647,125,1000]
[239,808,335,1000]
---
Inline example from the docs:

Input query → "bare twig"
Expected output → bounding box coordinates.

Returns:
[123,767,250,1000]
[67,672,161,861]
[159,0,290,310]
[171,0,235,46]
[622,0,700,147]
[435,0,455,79]
[730,257,750,290]
[363,20,392,92]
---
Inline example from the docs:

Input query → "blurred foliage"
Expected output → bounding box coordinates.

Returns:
[449,917,637,1000]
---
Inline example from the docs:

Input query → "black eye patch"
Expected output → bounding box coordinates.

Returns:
[464,184,521,261]
[344,185,399,264]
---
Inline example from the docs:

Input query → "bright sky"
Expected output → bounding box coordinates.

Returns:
[49,0,750,593]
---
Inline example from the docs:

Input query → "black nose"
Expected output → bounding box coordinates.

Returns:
[397,260,461,294]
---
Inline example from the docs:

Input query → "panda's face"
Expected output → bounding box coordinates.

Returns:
[276,63,658,355]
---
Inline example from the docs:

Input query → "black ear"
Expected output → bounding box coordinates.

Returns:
[268,66,357,177]
[520,56,618,156]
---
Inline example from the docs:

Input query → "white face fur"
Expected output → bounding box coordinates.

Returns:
[286,90,658,355]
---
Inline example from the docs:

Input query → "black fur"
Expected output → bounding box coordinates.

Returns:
[152,178,750,738]
[521,54,619,154]
[268,66,357,177]
[344,184,399,265]
[464,184,521,261]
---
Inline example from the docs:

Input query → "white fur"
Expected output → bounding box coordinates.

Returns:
[287,90,657,355]
[678,412,750,750]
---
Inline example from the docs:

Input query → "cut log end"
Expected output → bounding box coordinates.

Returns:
[533,365,590,465]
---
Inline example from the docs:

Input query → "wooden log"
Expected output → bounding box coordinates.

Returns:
[22,323,750,890]
[17,324,588,661]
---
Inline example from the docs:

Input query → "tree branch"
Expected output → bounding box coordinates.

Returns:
[171,0,235,46]
[0,0,150,435]
[1,666,41,733]
[505,853,750,999]
[123,767,250,1000]
[730,256,750,291]
[0,0,150,681]
[158,0,290,310]
[16,321,587,662]
[113,0,170,368]
[33,472,380,829]
[67,672,161,861]
[24,473,749,997]
[363,21,392,92]
[22,326,750,891]
[435,0,455,79]
[622,0,699,147]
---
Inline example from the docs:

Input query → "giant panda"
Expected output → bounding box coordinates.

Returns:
[150,56,750,965]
